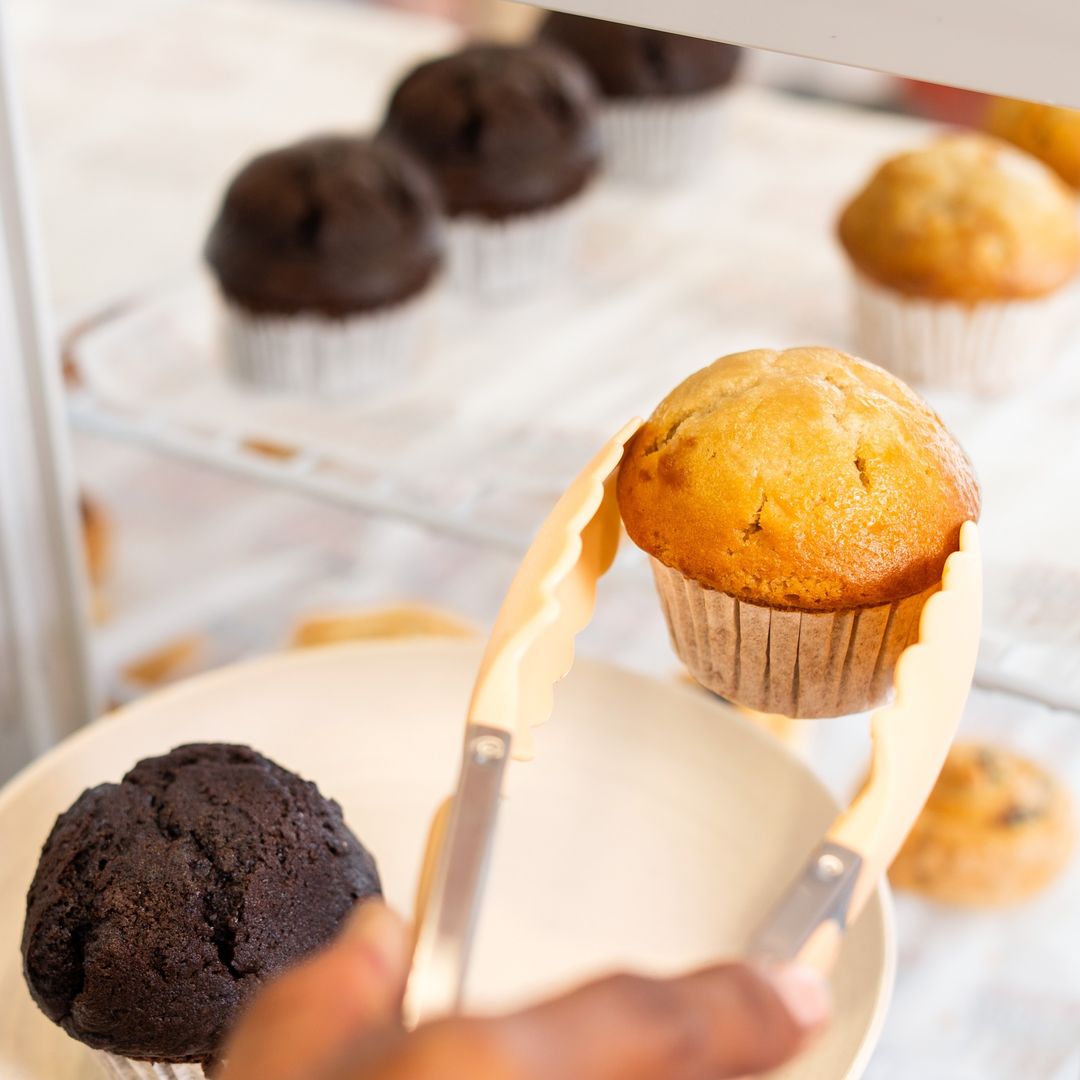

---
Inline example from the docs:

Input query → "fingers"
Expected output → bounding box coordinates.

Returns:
[221,901,411,1080]
[490,961,830,1080]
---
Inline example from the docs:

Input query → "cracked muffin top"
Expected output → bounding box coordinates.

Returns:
[538,12,741,100]
[838,133,1080,301]
[205,135,443,317]
[381,43,600,220]
[617,347,980,611]
[22,743,380,1067]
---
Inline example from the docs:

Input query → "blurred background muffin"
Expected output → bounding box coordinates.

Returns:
[22,743,382,1080]
[891,743,1076,906]
[381,43,600,297]
[205,135,444,397]
[538,12,741,184]
[985,97,1080,193]
[617,346,980,718]
[838,133,1080,394]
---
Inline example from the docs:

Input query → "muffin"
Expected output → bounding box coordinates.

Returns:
[617,347,980,718]
[890,743,1076,905]
[838,133,1080,394]
[22,743,381,1079]
[381,43,600,296]
[205,135,443,396]
[985,97,1080,192]
[539,13,741,184]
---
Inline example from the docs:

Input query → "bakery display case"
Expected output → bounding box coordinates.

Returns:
[1,1,1078,1078]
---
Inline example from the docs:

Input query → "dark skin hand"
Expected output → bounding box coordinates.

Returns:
[221,902,830,1080]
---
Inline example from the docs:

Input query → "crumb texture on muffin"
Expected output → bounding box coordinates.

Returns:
[22,743,381,1066]
[538,13,740,99]
[205,136,443,317]
[381,43,600,219]
[838,133,1080,301]
[890,743,1076,905]
[617,347,980,611]
[986,97,1080,190]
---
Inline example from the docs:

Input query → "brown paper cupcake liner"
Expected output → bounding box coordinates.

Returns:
[651,558,937,718]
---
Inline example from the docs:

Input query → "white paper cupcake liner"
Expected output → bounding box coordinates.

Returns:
[652,558,937,718]
[220,284,438,397]
[597,90,730,184]
[96,1051,205,1080]
[851,272,1078,395]
[447,197,586,298]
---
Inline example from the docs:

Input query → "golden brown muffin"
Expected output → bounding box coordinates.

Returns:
[986,97,1080,190]
[618,347,980,613]
[891,743,1076,906]
[838,133,1080,302]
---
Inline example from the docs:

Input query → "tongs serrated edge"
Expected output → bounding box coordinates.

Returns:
[403,419,642,1029]
[749,522,982,972]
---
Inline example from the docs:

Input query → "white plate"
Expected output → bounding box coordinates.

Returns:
[0,639,893,1079]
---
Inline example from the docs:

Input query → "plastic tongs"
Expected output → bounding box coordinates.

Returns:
[402,419,643,1028]
[403,411,983,1016]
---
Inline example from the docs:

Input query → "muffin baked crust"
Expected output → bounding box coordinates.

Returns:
[205,135,442,317]
[838,133,1080,302]
[617,347,980,611]
[22,744,381,1066]
[381,43,600,220]
[986,97,1080,190]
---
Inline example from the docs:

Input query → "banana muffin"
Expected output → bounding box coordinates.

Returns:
[617,346,980,717]
[837,133,1080,393]
[891,743,1076,906]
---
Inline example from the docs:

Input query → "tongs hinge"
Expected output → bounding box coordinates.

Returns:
[747,841,863,965]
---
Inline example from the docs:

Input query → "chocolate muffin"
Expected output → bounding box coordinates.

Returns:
[538,14,742,184]
[381,43,600,295]
[538,13,741,99]
[206,135,441,317]
[22,743,381,1070]
[381,43,599,220]
[204,136,444,394]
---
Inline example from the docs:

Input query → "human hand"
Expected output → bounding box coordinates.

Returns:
[221,901,830,1080]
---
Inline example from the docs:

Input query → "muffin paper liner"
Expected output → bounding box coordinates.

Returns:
[220,284,438,397]
[851,272,1078,395]
[446,197,586,298]
[96,1052,206,1080]
[597,91,730,184]
[651,557,938,718]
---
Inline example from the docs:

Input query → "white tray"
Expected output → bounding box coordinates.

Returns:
[0,639,891,1079]
[67,87,1080,709]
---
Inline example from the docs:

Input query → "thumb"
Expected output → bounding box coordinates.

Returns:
[221,901,410,1080]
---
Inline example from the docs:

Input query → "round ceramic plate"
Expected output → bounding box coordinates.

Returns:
[0,640,894,1079]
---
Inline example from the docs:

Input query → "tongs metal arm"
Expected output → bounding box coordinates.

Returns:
[402,726,511,1030]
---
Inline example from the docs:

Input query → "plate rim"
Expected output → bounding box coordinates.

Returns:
[1,638,896,1080]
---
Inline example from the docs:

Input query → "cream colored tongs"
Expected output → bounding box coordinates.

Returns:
[402,419,643,1028]
[750,521,983,971]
